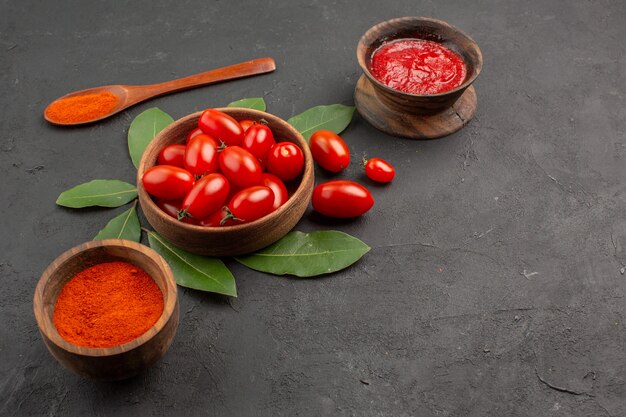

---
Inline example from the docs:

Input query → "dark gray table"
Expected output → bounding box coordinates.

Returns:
[2,0,625,416]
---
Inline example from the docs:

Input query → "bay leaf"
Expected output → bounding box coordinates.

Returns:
[56,180,137,208]
[93,202,140,242]
[227,97,266,111]
[235,230,370,277]
[146,230,237,297]
[287,104,355,140]
[128,108,174,168]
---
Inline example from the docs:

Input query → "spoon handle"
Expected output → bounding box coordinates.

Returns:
[128,57,276,101]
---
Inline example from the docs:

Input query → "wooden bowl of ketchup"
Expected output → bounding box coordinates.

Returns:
[355,17,483,139]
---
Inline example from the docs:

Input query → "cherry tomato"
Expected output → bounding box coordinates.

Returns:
[180,173,230,220]
[186,127,204,144]
[312,180,374,218]
[142,165,194,200]
[257,157,267,172]
[309,130,350,172]
[218,146,263,189]
[364,157,395,183]
[156,199,199,225]
[225,182,243,200]
[239,119,255,132]
[261,173,288,211]
[242,122,275,160]
[266,142,305,181]
[198,109,243,146]
[198,208,227,227]
[157,144,186,168]
[223,186,275,224]
[184,134,219,177]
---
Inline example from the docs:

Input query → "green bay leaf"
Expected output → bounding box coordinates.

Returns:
[235,230,370,277]
[56,180,137,208]
[146,230,237,297]
[227,97,266,111]
[93,202,140,242]
[287,104,355,140]
[128,108,174,168]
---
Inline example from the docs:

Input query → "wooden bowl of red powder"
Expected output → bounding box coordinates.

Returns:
[33,239,179,380]
[355,17,483,139]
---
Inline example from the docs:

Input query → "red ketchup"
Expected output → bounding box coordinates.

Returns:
[370,39,467,95]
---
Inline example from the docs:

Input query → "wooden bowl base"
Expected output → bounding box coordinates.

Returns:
[354,75,477,139]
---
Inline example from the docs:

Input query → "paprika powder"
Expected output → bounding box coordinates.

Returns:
[45,92,118,124]
[53,261,164,348]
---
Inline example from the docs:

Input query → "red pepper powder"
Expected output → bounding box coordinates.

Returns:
[45,92,118,124]
[53,262,164,348]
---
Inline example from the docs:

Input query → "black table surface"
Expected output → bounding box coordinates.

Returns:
[2,0,625,416]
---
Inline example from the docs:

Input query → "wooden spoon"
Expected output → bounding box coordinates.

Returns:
[44,57,276,126]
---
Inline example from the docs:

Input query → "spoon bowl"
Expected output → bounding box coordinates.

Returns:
[44,85,130,126]
[44,58,276,126]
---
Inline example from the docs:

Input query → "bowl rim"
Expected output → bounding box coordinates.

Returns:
[136,107,314,235]
[357,16,483,99]
[33,239,178,357]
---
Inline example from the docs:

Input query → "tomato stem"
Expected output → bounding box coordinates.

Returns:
[177,208,191,221]
[217,140,228,152]
[220,207,243,225]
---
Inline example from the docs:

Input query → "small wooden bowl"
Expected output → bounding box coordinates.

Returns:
[33,239,179,381]
[355,17,483,139]
[138,108,315,256]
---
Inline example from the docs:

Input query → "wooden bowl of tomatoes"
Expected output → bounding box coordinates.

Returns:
[137,108,314,256]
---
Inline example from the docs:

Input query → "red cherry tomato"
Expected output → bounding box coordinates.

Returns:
[309,130,350,172]
[184,134,219,177]
[266,142,305,181]
[198,208,227,227]
[312,180,374,218]
[261,173,288,211]
[198,109,243,146]
[157,144,186,168]
[180,173,230,220]
[142,165,194,200]
[218,146,263,189]
[365,158,395,183]
[225,183,243,200]
[242,122,276,160]
[186,127,204,144]
[156,199,199,225]
[157,198,181,218]
[223,186,275,225]
[257,157,267,172]
[239,119,255,132]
